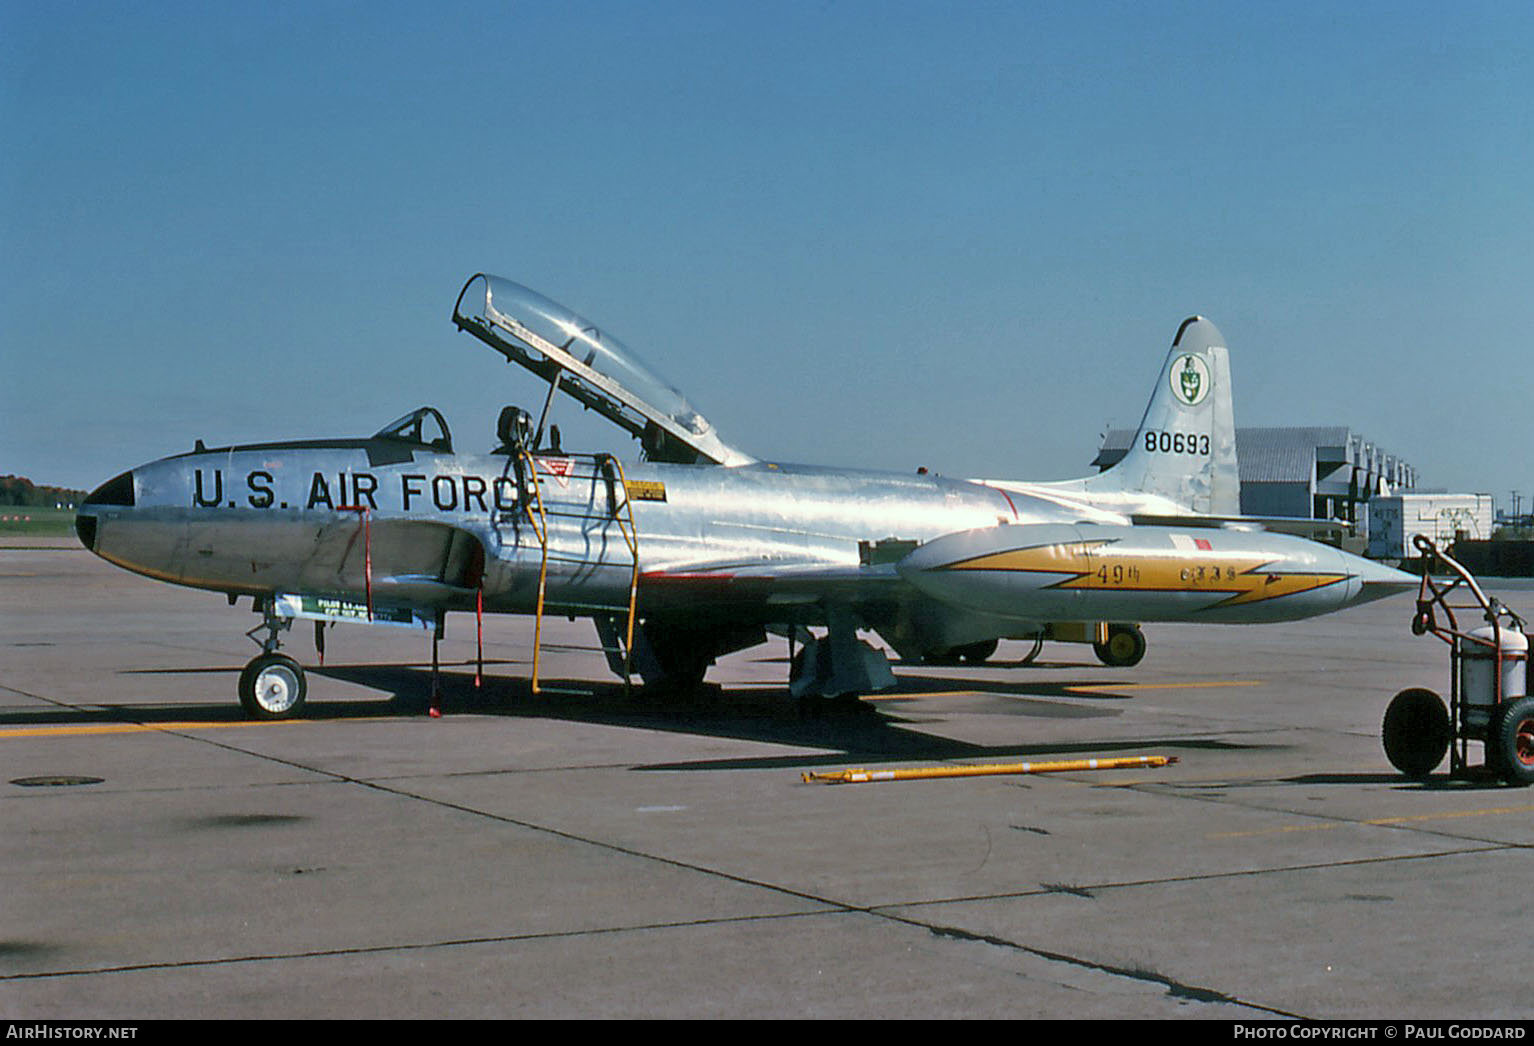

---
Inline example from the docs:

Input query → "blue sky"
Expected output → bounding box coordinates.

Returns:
[4,1,1531,506]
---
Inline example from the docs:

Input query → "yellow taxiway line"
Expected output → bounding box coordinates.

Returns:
[1209,804,1534,839]
[1065,680,1264,695]
[0,720,306,740]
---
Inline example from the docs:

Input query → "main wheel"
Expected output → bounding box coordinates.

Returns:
[1382,687,1449,780]
[642,655,709,695]
[639,628,712,694]
[1093,624,1146,667]
[238,653,307,720]
[955,639,998,663]
[1488,695,1534,786]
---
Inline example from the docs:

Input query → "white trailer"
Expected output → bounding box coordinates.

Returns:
[1368,493,1494,560]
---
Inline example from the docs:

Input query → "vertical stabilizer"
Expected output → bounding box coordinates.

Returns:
[1081,316,1239,515]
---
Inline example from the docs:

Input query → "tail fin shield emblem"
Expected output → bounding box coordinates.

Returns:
[1173,353,1210,406]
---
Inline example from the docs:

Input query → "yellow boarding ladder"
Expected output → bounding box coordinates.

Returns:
[516,450,640,694]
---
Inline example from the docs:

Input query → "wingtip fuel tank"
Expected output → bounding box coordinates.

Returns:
[896,522,1416,625]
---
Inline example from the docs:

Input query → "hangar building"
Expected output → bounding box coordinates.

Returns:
[1091,426,1417,526]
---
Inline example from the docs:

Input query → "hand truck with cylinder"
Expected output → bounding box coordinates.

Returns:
[1383,535,1532,784]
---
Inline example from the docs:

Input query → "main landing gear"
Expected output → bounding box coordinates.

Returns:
[1094,623,1147,668]
[919,623,1142,670]
[922,638,999,666]
[240,602,308,719]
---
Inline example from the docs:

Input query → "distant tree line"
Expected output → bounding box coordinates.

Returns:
[0,475,88,507]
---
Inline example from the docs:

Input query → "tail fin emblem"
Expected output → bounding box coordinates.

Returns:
[1172,353,1210,406]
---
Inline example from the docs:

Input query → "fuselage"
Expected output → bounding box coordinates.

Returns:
[77,439,1017,609]
[77,433,1412,657]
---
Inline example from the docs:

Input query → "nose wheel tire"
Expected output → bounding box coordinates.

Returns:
[239,653,308,720]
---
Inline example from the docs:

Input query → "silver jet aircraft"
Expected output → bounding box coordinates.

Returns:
[76,274,1414,718]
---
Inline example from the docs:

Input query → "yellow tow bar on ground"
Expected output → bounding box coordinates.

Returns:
[802,754,1178,785]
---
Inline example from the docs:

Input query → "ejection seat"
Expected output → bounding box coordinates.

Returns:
[492,406,533,455]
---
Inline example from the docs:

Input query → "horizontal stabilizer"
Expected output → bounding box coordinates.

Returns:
[1131,513,1356,539]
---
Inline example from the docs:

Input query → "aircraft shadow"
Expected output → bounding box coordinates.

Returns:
[306,663,1255,770]
[759,654,1103,672]
[877,673,1141,701]
[1,662,1258,771]
[308,663,995,760]
[1285,771,1519,791]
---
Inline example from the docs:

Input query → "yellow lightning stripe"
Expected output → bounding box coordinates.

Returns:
[946,541,1348,608]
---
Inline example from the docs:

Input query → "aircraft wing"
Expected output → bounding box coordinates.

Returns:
[640,558,904,606]
[630,555,915,641]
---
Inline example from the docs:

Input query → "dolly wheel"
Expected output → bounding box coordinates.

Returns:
[239,652,307,720]
[1382,687,1449,780]
[1489,696,1534,787]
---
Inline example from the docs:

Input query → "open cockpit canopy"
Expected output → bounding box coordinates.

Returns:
[452,274,753,466]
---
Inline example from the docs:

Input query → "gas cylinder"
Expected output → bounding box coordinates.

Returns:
[1459,625,1529,731]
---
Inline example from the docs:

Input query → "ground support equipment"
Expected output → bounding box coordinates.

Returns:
[1384,535,1531,784]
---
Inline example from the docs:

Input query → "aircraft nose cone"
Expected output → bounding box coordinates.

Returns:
[76,470,136,553]
[74,510,97,551]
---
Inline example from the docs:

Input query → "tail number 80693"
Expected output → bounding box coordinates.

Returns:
[1144,431,1210,455]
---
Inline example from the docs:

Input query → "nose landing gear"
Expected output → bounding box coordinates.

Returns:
[239,652,307,719]
[239,600,308,720]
